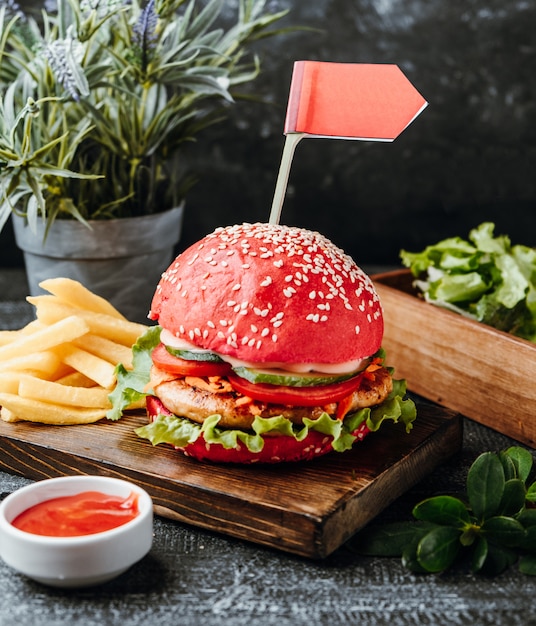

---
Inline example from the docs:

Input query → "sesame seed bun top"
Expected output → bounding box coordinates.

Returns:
[149,223,384,365]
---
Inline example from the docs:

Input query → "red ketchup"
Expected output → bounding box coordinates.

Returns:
[11,490,139,537]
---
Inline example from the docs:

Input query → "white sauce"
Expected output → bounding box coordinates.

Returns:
[160,328,368,374]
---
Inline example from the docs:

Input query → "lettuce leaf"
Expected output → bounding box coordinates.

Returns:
[108,326,417,453]
[401,222,536,342]
[106,325,161,421]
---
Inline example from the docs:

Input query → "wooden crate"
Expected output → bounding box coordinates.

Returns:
[373,269,536,447]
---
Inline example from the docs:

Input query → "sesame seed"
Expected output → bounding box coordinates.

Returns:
[272,334,278,342]
[355,325,361,334]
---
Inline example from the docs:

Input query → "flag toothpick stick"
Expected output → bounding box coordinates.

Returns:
[269,61,428,225]
[269,133,303,225]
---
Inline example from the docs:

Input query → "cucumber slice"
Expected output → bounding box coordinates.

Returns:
[232,366,358,387]
[165,346,224,362]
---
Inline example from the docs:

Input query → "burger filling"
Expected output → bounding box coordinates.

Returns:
[108,326,417,454]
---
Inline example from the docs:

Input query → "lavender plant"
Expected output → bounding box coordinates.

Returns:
[0,0,289,236]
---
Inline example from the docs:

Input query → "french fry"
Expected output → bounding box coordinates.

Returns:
[0,373,22,394]
[55,371,99,388]
[0,320,43,346]
[0,315,90,361]
[28,296,147,346]
[18,375,112,409]
[0,350,61,376]
[0,405,20,422]
[39,277,127,320]
[0,393,107,424]
[57,344,117,389]
[73,333,133,368]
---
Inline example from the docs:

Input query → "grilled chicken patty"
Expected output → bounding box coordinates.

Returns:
[151,365,393,430]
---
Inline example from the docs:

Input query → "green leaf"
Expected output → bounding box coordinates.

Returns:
[471,535,488,573]
[479,543,518,577]
[412,495,471,528]
[505,446,533,482]
[416,526,461,573]
[518,555,536,575]
[106,325,161,421]
[481,516,526,548]
[350,521,436,557]
[517,508,536,527]
[401,538,429,574]
[517,524,536,551]
[467,451,505,520]
[525,482,536,503]
[498,451,518,481]
[499,479,527,516]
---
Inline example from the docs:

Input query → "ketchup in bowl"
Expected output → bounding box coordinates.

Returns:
[11,490,139,537]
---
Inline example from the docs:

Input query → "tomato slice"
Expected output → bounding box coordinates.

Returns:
[227,371,364,406]
[152,343,232,377]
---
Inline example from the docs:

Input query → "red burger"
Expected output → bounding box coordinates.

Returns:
[111,223,416,463]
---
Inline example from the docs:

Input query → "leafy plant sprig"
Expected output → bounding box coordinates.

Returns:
[351,446,536,576]
[0,0,292,234]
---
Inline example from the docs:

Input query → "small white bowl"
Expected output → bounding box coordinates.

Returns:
[0,475,153,588]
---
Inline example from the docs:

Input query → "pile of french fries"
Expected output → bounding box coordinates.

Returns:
[0,277,148,425]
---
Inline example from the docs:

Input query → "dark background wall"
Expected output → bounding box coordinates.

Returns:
[2,0,535,268]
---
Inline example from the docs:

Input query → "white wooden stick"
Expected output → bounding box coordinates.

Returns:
[269,133,303,225]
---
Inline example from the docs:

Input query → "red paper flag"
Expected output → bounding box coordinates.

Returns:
[284,61,428,141]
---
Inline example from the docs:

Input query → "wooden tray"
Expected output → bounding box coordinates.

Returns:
[0,402,461,558]
[373,269,536,448]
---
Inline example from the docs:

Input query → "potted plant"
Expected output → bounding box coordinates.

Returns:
[0,0,289,321]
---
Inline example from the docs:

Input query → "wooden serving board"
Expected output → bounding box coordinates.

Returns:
[0,402,461,558]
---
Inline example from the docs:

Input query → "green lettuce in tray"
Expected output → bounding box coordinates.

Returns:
[400,222,536,342]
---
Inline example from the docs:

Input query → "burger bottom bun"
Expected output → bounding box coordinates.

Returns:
[146,396,371,464]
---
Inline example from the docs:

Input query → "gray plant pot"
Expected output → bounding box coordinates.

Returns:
[12,205,184,324]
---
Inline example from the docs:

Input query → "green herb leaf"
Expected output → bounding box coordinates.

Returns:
[506,446,533,482]
[467,451,505,520]
[481,516,526,548]
[412,495,471,528]
[498,479,527,516]
[518,555,536,576]
[479,543,518,577]
[349,521,436,557]
[525,482,536,503]
[471,535,488,573]
[416,526,461,573]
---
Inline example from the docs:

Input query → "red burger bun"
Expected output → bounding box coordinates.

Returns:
[149,223,383,365]
[146,396,371,464]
